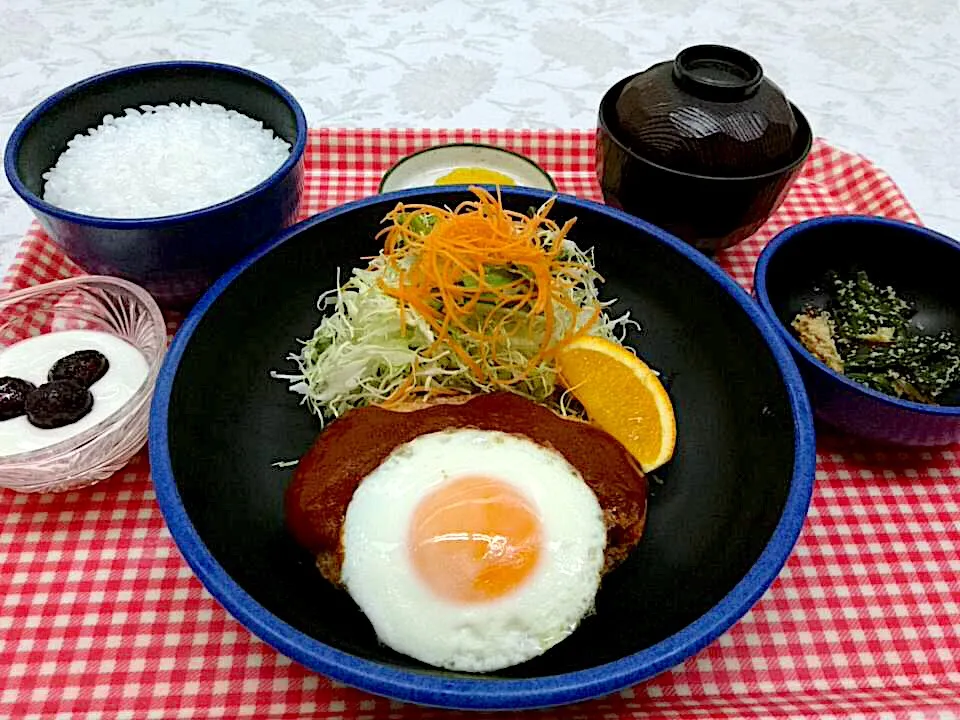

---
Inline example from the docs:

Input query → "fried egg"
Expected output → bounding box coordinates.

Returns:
[339,428,607,673]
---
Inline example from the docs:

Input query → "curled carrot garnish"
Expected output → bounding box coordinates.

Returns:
[375,186,602,406]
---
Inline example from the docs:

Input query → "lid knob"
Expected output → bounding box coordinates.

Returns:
[672,45,764,101]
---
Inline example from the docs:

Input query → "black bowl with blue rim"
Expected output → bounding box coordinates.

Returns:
[148,187,815,710]
[755,214,960,446]
[4,61,307,309]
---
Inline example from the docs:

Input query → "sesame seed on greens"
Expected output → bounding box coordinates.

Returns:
[792,270,960,405]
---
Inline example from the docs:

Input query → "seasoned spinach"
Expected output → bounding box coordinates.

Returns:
[794,270,960,404]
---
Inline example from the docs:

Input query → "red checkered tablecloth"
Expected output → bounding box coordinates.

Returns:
[1,129,959,720]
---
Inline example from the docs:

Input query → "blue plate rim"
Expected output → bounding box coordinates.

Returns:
[3,60,308,229]
[754,213,960,418]
[149,185,816,711]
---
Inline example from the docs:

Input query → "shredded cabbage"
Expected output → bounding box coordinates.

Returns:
[272,212,638,424]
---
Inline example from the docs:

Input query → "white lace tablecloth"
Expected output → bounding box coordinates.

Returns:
[2,0,960,274]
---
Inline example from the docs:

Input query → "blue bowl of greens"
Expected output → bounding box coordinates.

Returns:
[755,215,960,446]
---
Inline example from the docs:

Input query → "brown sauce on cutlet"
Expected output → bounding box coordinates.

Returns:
[285,392,649,585]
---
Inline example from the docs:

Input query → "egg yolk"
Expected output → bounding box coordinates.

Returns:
[434,167,516,186]
[409,475,541,604]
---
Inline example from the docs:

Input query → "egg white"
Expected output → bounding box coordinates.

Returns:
[340,428,607,673]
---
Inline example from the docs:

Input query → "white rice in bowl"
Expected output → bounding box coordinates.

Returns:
[42,102,292,219]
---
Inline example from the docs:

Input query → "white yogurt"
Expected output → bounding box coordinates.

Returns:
[0,330,149,457]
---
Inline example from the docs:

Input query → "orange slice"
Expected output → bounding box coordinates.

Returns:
[556,336,676,473]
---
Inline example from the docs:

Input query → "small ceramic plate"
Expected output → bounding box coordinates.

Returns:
[378,143,556,192]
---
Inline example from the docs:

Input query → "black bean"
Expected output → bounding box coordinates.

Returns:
[25,381,94,429]
[0,377,37,421]
[48,349,109,388]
